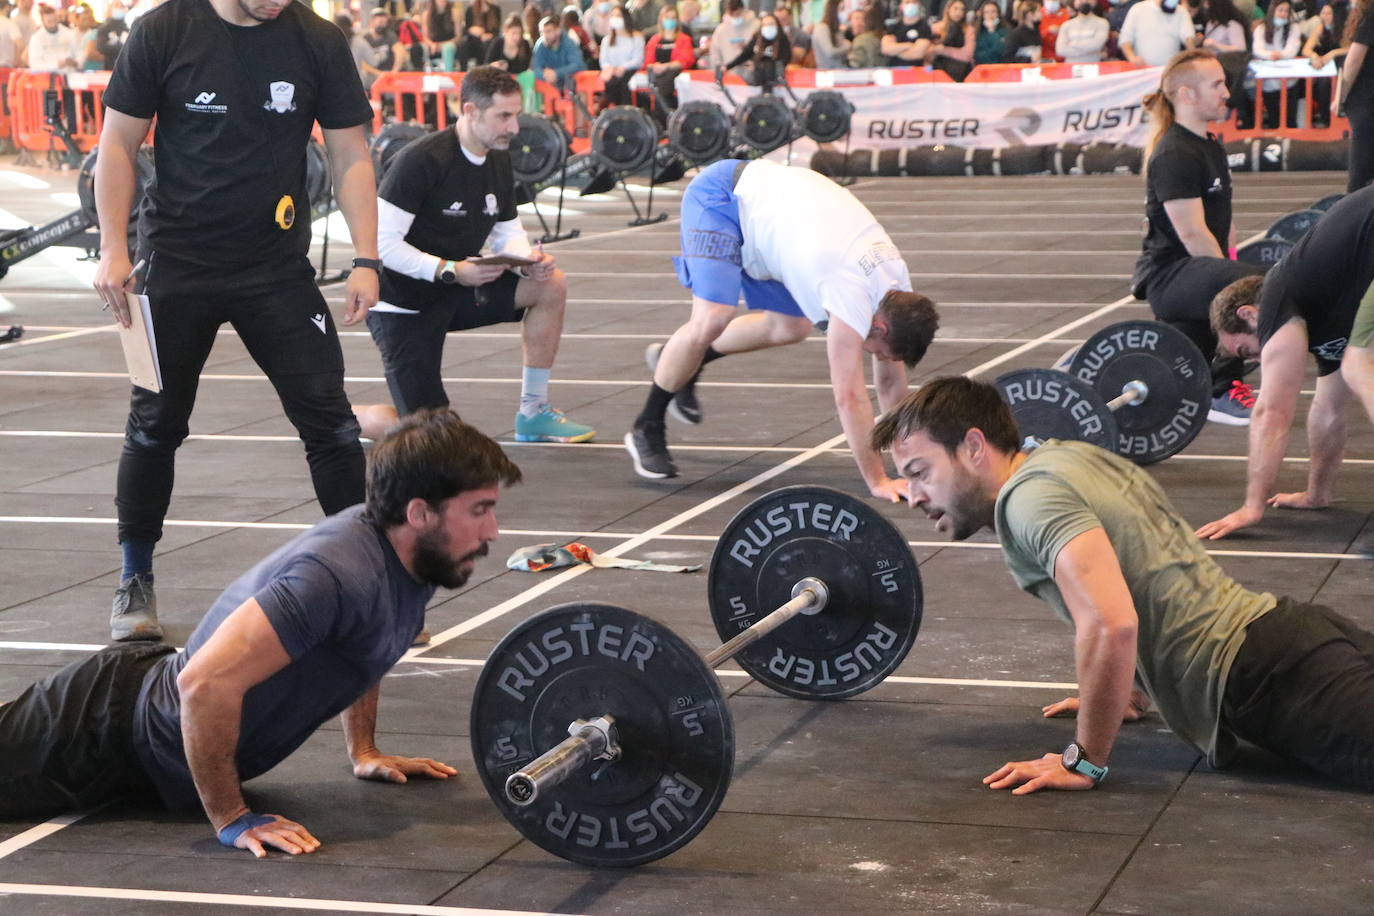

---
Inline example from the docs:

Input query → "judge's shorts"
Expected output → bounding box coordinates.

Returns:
[673,159,804,319]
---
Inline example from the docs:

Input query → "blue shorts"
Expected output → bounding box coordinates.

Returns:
[673,159,805,318]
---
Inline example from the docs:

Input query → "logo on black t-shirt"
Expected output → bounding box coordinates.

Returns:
[186,90,227,114]
[443,200,467,217]
[265,81,297,114]
[1206,177,1223,194]
[1313,337,1348,363]
[483,193,498,216]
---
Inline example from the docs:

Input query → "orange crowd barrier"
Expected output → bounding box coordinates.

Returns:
[8,69,110,156]
[368,70,464,133]
[0,66,14,145]
[964,60,1145,82]
[62,70,111,152]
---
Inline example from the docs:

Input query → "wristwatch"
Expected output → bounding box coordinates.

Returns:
[1061,742,1108,786]
[437,259,458,284]
[351,257,383,272]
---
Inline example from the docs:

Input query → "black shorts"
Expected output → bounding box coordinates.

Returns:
[1141,256,1265,324]
[0,642,174,818]
[366,272,524,415]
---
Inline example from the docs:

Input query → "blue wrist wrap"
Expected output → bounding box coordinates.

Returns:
[217,812,275,847]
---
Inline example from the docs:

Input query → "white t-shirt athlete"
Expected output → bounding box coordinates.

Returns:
[732,159,912,339]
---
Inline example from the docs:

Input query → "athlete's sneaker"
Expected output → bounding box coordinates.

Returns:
[644,342,704,426]
[514,406,596,443]
[1208,381,1257,426]
[624,420,678,479]
[1052,344,1080,372]
[111,573,163,642]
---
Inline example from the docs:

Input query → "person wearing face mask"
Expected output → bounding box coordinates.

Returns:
[722,10,790,84]
[974,0,1010,63]
[708,0,756,71]
[881,0,933,64]
[1105,0,1143,59]
[1003,0,1044,61]
[1253,0,1303,126]
[644,3,696,111]
[1056,0,1108,60]
[599,3,645,103]
[1119,0,1197,65]
[585,0,616,41]
[352,8,398,90]
[95,0,132,68]
[1039,0,1072,59]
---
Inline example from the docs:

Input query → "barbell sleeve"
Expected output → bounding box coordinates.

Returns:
[1105,380,1149,412]
[504,715,619,807]
[703,577,830,669]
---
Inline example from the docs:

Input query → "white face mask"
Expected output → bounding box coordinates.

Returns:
[599,1,610,10]
[1272,14,1288,24]
[731,14,744,24]
[610,15,625,28]
[1045,0,1060,11]
[761,23,778,37]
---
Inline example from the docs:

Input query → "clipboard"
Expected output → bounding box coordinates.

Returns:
[468,253,541,268]
[118,292,163,393]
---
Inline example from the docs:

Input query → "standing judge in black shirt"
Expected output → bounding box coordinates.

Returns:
[1134,49,1261,428]
[1197,185,1374,540]
[1338,0,1374,191]
[366,66,595,445]
[91,0,381,643]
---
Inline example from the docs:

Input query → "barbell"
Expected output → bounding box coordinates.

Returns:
[469,485,923,867]
[995,319,1212,465]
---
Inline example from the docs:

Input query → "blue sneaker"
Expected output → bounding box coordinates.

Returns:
[1208,381,1255,426]
[514,406,596,443]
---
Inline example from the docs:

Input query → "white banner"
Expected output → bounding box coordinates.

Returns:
[677,66,1166,153]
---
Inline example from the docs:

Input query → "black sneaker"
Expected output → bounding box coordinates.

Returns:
[644,342,704,426]
[624,420,678,479]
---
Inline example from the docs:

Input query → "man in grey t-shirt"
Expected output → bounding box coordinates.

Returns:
[872,376,1374,793]
[0,410,523,857]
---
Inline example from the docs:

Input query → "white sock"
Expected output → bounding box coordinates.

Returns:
[520,366,551,417]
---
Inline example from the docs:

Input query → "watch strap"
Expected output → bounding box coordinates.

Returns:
[1064,743,1108,785]
[351,257,383,272]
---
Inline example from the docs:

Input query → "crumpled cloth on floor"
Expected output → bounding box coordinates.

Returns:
[506,542,701,574]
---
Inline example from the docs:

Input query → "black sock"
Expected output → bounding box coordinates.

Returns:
[637,384,675,427]
[685,347,725,386]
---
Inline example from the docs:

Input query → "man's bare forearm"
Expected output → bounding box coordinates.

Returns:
[180,683,250,830]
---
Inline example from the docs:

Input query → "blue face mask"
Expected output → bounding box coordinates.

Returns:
[903,3,921,17]
[663,16,678,29]
[112,8,125,18]
[1273,14,1288,24]
[761,23,778,38]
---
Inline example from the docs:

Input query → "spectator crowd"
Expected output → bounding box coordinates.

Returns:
[0,0,1353,112]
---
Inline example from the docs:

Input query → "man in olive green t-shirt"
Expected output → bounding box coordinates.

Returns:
[872,376,1374,793]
